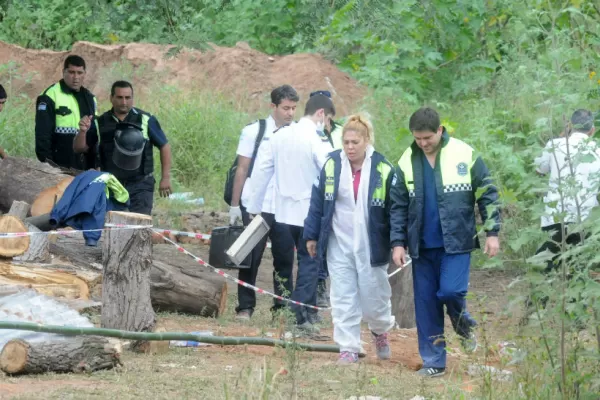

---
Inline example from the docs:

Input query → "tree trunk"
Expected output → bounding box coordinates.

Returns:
[390,265,416,329]
[101,211,155,351]
[151,260,228,317]
[0,215,30,257]
[0,337,121,375]
[0,157,71,213]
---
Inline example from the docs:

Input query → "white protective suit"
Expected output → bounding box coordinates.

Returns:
[327,145,395,354]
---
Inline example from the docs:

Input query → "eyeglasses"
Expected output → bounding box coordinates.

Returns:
[310,90,331,98]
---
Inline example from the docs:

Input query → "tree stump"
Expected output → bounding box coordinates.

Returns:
[0,215,30,257]
[0,337,121,375]
[101,211,155,352]
[390,264,416,329]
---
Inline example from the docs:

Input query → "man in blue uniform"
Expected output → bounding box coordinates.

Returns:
[390,107,501,377]
[73,80,172,215]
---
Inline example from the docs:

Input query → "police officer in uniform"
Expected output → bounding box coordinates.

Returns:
[35,55,98,170]
[73,80,172,215]
[390,107,501,378]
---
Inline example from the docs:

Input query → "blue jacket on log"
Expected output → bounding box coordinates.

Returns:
[50,171,130,246]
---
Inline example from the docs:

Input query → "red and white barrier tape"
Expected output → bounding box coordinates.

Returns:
[0,224,152,238]
[0,221,412,311]
[157,228,273,249]
[153,230,329,311]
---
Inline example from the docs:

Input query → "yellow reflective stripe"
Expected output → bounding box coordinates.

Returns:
[373,162,391,200]
[324,158,335,201]
[141,114,150,139]
[398,148,414,192]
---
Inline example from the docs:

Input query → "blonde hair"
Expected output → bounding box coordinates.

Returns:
[342,114,375,144]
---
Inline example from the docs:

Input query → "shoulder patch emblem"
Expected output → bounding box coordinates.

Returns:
[457,162,468,176]
[37,102,47,111]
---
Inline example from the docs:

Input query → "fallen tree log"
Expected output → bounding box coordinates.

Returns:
[0,262,101,300]
[0,156,71,213]
[49,232,227,315]
[0,336,121,375]
[151,260,227,317]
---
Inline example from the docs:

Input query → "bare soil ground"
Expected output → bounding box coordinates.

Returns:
[0,40,365,115]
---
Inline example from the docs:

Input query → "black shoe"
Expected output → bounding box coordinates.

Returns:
[307,311,323,325]
[316,279,329,307]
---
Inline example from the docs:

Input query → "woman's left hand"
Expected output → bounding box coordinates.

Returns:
[307,240,317,258]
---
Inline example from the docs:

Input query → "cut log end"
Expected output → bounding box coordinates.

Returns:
[0,340,29,374]
[0,215,31,257]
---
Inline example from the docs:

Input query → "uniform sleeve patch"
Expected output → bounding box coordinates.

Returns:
[37,102,47,111]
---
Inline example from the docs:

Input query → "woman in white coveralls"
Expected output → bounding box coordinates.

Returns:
[304,115,396,364]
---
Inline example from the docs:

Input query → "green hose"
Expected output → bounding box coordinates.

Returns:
[0,321,341,354]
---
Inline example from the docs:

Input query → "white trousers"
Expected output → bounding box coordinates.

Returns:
[327,234,395,353]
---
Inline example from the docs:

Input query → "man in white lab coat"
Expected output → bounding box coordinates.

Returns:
[247,94,336,332]
[228,85,299,321]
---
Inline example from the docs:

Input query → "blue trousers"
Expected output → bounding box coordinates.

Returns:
[318,259,329,281]
[412,248,476,368]
[287,224,319,324]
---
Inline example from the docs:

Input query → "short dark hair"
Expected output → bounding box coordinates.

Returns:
[0,84,6,99]
[64,55,86,70]
[271,84,299,106]
[304,94,336,117]
[111,80,134,97]
[570,109,594,133]
[409,107,440,133]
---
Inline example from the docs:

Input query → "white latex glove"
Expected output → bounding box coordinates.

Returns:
[229,206,243,226]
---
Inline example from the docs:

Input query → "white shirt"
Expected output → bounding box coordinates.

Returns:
[329,145,375,258]
[247,117,333,226]
[535,132,600,227]
[236,116,277,211]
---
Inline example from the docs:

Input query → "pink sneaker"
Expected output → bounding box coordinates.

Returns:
[337,351,359,365]
[372,331,391,360]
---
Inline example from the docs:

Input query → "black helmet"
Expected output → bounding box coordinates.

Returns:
[113,122,145,171]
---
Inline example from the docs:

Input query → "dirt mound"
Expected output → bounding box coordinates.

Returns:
[0,40,365,115]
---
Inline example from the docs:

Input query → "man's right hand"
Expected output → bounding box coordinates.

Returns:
[307,240,317,258]
[392,246,407,267]
[78,115,92,133]
[229,206,243,226]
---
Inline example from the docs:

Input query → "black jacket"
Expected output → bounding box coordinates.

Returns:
[390,131,501,257]
[35,80,97,170]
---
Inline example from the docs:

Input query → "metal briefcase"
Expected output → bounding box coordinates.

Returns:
[208,226,251,269]
[226,215,270,266]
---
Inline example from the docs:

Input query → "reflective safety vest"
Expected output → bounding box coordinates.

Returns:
[43,83,98,136]
[91,173,130,203]
[398,137,476,197]
[323,155,393,207]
